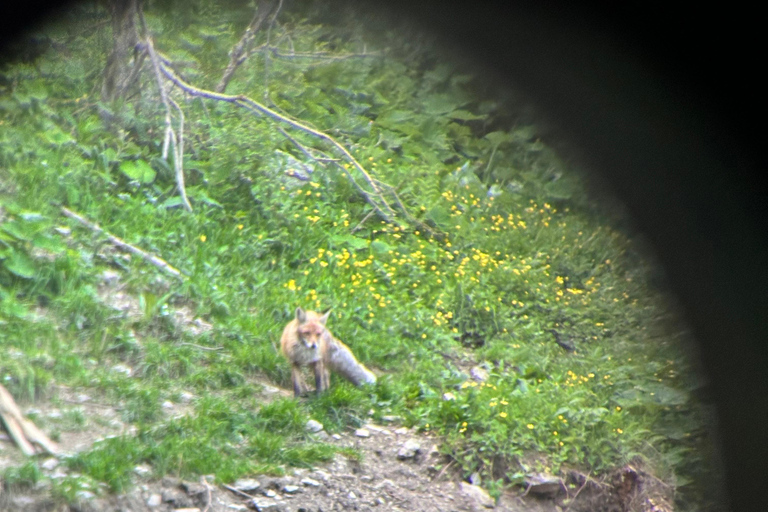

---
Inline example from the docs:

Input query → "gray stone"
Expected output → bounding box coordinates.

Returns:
[146,493,162,507]
[41,458,59,470]
[283,485,300,494]
[470,365,489,382]
[524,473,563,497]
[459,482,495,509]
[251,498,280,511]
[301,477,321,487]
[397,439,421,460]
[233,478,261,492]
[354,428,370,438]
[305,419,324,433]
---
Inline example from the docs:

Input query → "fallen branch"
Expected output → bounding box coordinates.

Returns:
[145,34,192,212]
[61,206,185,280]
[152,49,401,226]
[0,384,58,456]
[216,0,282,93]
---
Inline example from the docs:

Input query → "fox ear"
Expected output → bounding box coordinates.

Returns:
[296,307,306,323]
[320,309,332,324]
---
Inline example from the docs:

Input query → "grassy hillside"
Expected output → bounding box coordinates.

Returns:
[1,2,717,509]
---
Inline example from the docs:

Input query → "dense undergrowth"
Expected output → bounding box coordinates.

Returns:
[0,2,717,509]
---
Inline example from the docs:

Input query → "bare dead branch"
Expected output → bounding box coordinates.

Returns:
[223,484,258,500]
[216,0,281,93]
[0,384,58,456]
[145,38,192,211]
[255,45,384,61]
[154,54,408,226]
[61,206,185,280]
[168,96,191,211]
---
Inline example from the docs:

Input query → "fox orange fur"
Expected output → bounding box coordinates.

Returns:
[280,307,376,397]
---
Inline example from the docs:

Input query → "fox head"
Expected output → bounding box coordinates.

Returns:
[295,307,331,349]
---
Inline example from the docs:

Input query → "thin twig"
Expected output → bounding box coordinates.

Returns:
[145,38,192,211]
[200,476,213,512]
[350,210,375,233]
[223,483,258,500]
[431,460,455,482]
[61,206,185,280]
[563,472,590,511]
[168,96,191,211]
[216,0,281,93]
[177,343,223,352]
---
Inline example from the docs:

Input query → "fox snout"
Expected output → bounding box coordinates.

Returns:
[304,339,317,349]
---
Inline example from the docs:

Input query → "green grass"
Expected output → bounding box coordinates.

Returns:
[0,3,715,510]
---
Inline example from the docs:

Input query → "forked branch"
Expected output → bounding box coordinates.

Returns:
[151,47,409,226]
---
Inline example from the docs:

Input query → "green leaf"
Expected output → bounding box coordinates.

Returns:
[331,234,369,251]
[424,205,452,229]
[42,126,74,146]
[120,160,156,184]
[449,110,486,121]
[161,196,185,209]
[4,251,36,278]
[422,94,463,115]
[32,234,65,254]
[370,240,392,259]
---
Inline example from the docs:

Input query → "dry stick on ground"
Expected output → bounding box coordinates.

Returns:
[216,0,282,93]
[0,384,58,456]
[61,206,185,280]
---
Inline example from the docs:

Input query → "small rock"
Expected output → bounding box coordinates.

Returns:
[381,415,402,423]
[251,498,279,511]
[301,478,321,487]
[75,490,95,500]
[360,475,373,482]
[394,427,410,435]
[41,458,59,470]
[175,509,202,512]
[101,269,121,285]
[233,478,261,492]
[283,485,300,494]
[305,419,324,433]
[227,505,249,511]
[311,470,330,481]
[162,401,174,409]
[524,473,563,497]
[397,439,422,460]
[147,494,162,507]
[111,364,133,377]
[332,434,342,440]
[354,428,370,438]
[348,491,357,500]
[459,482,495,509]
[263,489,277,498]
[470,365,489,382]
[469,472,481,485]
[179,391,195,403]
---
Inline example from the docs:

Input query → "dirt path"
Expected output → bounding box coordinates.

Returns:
[1,379,566,512]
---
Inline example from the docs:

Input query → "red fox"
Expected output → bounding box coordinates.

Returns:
[280,307,376,397]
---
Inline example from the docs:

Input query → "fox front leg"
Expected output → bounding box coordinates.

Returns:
[312,361,327,395]
[291,364,306,397]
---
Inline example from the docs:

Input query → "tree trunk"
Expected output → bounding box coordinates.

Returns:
[101,0,141,103]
